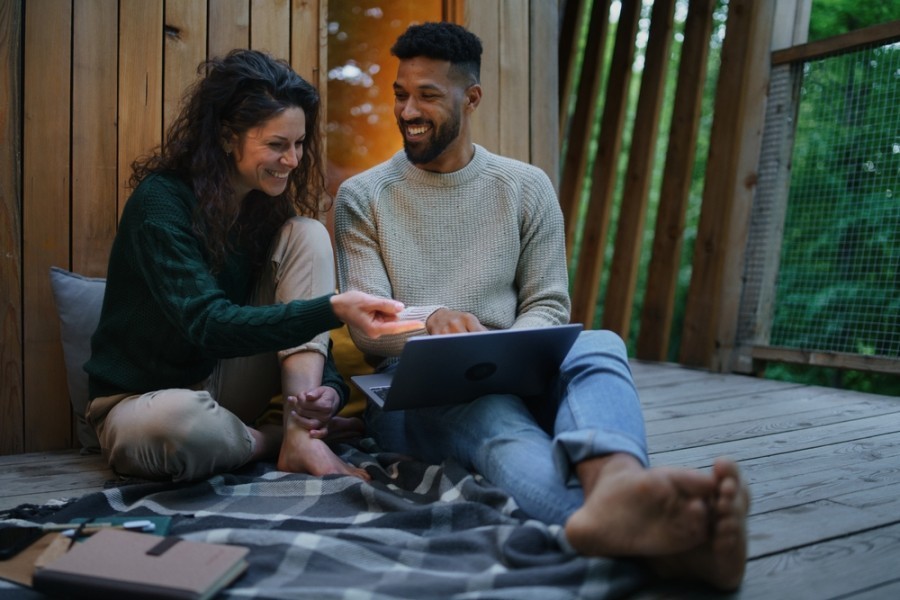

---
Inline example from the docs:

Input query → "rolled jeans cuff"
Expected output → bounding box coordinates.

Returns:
[552,429,650,485]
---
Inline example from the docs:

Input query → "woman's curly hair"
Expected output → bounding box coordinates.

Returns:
[130,49,327,272]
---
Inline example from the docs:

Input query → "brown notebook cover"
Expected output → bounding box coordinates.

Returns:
[32,528,249,600]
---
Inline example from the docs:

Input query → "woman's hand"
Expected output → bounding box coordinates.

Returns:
[285,387,339,437]
[330,291,423,338]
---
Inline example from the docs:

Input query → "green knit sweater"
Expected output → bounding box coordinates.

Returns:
[86,173,347,401]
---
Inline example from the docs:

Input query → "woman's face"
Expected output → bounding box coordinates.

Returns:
[229,106,307,199]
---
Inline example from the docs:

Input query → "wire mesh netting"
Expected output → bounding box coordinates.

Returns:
[768,42,900,358]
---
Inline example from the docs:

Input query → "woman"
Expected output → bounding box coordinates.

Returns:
[84,49,419,483]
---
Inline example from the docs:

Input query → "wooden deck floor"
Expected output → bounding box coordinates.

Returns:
[2,361,899,599]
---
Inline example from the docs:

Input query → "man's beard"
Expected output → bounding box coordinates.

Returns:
[400,108,462,165]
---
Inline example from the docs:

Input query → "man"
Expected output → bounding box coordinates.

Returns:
[333,21,749,591]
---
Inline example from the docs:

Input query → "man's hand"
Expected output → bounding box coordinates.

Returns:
[426,308,487,334]
[331,291,424,338]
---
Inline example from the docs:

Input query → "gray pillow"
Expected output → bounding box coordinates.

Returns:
[49,267,104,452]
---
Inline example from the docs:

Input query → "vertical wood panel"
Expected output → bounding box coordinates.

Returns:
[0,0,23,454]
[251,0,290,60]
[602,0,676,339]
[557,0,583,140]
[164,0,208,132]
[637,0,716,361]
[529,0,558,186]
[290,0,324,88]
[465,0,500,153]
[118,0,164,217]
[712,0,774,372]
[23,0,72,451]
[209,0,250,59]
[498,0,529,162]
[569,0,640,328]
[680,0,774,369]
[73,0,118,278]
[558,0,611,254]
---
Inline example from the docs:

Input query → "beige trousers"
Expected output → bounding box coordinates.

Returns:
[86,217,335,482]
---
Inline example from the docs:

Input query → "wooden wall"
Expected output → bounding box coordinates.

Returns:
[1,0,558,454]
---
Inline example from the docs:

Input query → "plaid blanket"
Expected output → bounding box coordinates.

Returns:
[15,445,645,599]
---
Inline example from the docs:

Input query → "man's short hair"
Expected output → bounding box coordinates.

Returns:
[391,22,482,85]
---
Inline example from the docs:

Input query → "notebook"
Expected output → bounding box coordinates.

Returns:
[352,324,582,411]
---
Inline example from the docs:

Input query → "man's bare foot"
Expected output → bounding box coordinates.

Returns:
[564,454,717,557]
[649,458,750,591]
[277,410,370,480]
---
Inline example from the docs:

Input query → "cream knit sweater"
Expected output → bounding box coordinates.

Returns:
[335,145,571,363]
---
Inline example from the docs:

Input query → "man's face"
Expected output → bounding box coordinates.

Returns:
[393,57,469,172]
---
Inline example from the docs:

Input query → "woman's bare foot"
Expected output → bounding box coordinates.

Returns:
[565,454,718,558]
[277,399,369,480]
[649,458,750,591]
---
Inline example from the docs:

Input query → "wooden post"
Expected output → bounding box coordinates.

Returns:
[0,0,24,454]
[679,0,775,370]
[636,0,716,361]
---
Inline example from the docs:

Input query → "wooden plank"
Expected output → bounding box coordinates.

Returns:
[753,345,900,375]
[557,0,583,141]
[712,0,775,373]
[558,0,610,242]
[22,0,72,452]
[736,434,900,514]
[740,523,900,599]
[118,0,163,217]
[602,0,676,339]
[208,0,250,60]
[747,496,900,558]
[466,0,500,153]
[772,19,900,65]
[647,395,900,453]
[0,0,23,455]
[636,0,716,361]
[528,0,558,185]
[251,0,290,60]
[679,0,772,369]
[72,0,118,279]
[0,450,113,510]
[569,0,640,327]
[652,412,900,466]
[498,0,529,163]
[164,0,207,133]
[290,0,323,85]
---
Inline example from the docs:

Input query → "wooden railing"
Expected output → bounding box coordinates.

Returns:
[734,20,900,376]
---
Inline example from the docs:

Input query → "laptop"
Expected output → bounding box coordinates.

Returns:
[351,324,583,411]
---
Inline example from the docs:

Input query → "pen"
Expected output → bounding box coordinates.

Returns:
[42,520,156,535]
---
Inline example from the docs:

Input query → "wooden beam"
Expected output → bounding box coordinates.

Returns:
[752,346,900,376]
[0,0,23,455]
[164,0,208,133]
[208,0,249,60]
[73,0,118,279]
[772,19,900,66]
[679,0,775,369]
[530,0,559,186]
[569,0,640,328]
[118,0,164,217]
[558,0,611,255]
[23,0,72,451]
[557,0,583,143]
[637,0,716,361]
[499,0,530,163]
[601,0,677,339]
[251,0,290,60]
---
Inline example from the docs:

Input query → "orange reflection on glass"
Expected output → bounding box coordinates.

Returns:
[326,1,442,195]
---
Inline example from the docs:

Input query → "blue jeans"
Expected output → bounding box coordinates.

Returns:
[365,329,648,525]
